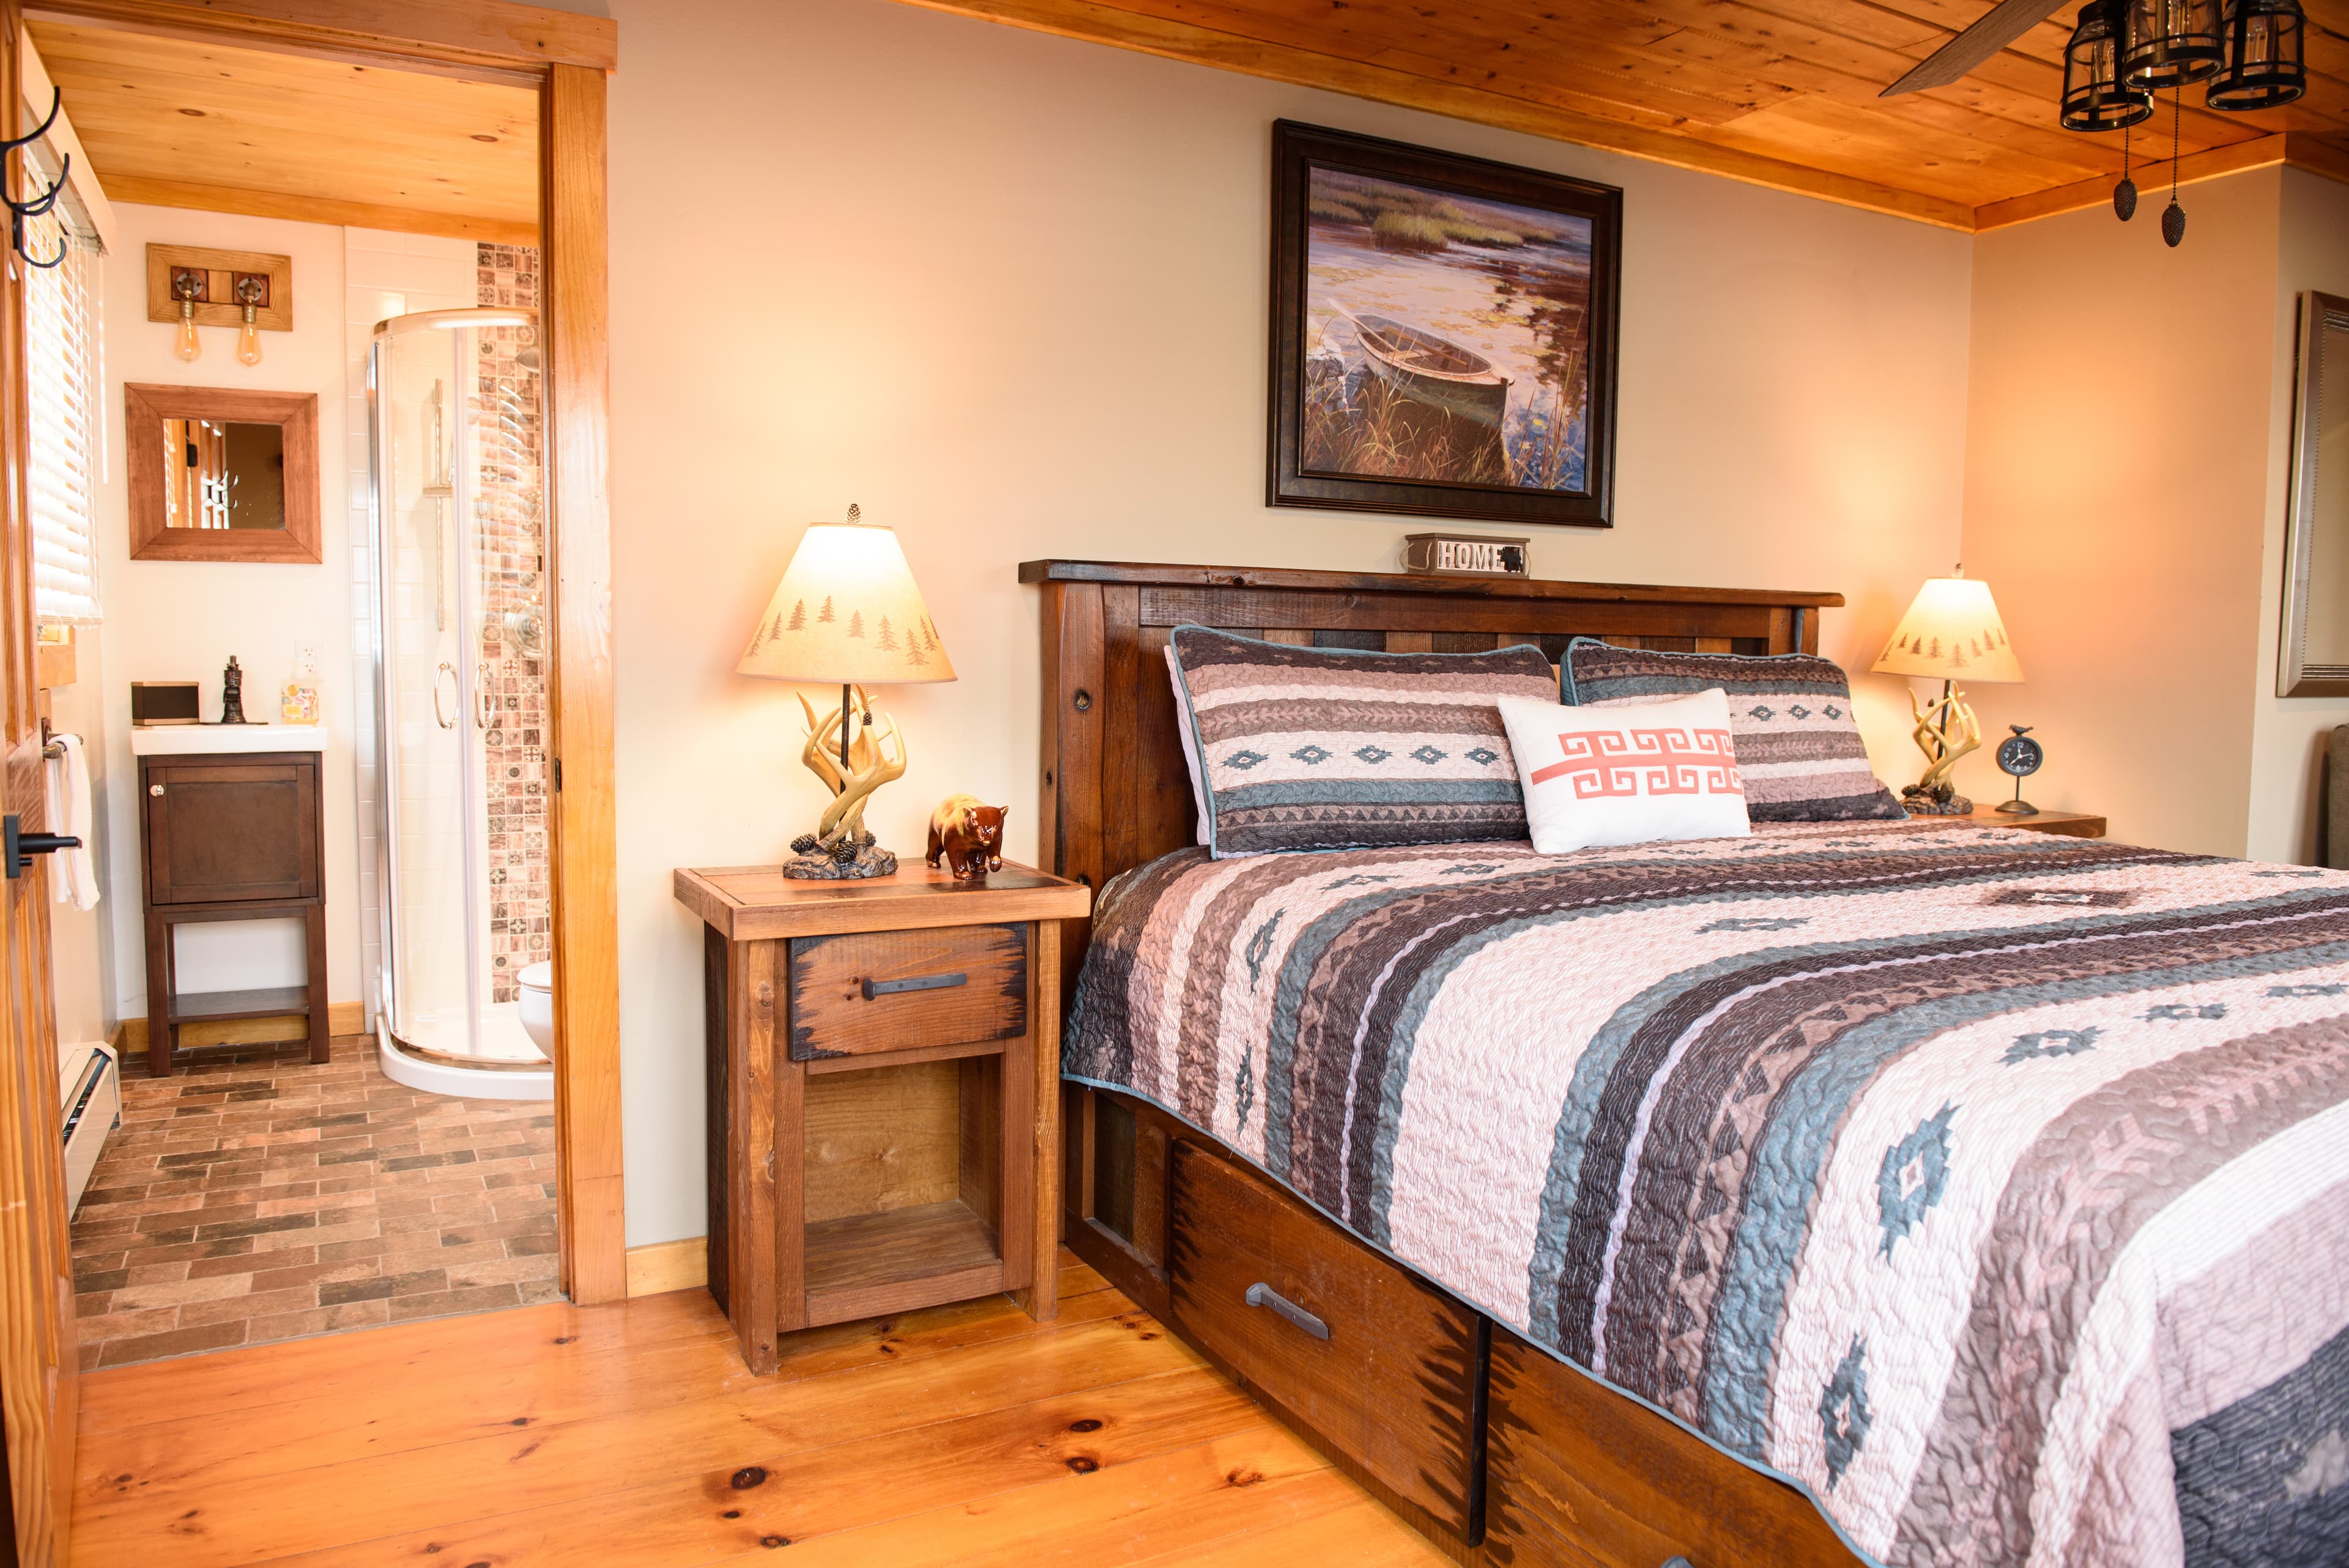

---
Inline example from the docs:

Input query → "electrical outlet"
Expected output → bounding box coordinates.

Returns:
[294,642,319,679]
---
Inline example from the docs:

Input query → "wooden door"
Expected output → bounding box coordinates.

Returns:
[0,3,81,1558]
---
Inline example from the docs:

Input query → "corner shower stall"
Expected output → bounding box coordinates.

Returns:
[366,307,554,1099]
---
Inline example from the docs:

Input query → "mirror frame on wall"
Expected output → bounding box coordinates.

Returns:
[123,382,321,563]
[2279,290,2349,697]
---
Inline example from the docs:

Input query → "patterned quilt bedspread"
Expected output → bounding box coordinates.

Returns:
[1063,820,2349,1568]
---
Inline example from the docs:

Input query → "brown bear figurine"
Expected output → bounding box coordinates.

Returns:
[926,794,1007,882]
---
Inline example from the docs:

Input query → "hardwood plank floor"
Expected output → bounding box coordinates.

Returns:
[72,1250,1447,1566]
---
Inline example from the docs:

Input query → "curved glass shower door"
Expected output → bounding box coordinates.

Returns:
[368,307,552,1089]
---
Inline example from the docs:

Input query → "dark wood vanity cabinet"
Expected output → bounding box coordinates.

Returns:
[144,759,321,904]
[139,750,329,1077]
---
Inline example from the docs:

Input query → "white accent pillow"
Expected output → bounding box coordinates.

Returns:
[1496,688,1752,853]
[1166,644,1212,847]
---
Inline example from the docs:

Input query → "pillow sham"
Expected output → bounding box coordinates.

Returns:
[1165,644,1212,847]
[1168,625,1554,856]
[1558,638,1906,822]
[1497,688,1752,853]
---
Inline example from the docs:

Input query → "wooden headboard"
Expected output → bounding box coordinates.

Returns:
[1022,559,1844,982]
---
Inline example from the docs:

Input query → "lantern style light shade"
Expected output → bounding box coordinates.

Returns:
[2121,0,2226,88]
[736,522,956,686]
[1871,576,2025,685]
[2207,0,2306,108]
[2063,1,2156,130]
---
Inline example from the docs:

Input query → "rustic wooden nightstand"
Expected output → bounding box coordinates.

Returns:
[674,860,1091,1375]
[1949,805,2107,839]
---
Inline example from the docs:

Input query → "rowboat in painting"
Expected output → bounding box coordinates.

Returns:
[1340,310,1510,429]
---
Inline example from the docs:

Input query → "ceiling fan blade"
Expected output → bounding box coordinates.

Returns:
[1881,0,2073,95]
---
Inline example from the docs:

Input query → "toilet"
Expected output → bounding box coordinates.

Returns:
[518,961,556,1059]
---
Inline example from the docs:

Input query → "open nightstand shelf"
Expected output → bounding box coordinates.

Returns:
[677,860,1091,1373]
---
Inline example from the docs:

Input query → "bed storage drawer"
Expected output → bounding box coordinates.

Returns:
[1485,1328,1857,1568]
[787,923,1028,1061]
[1166,1139,1486,1542]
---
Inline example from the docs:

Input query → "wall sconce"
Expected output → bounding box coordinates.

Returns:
[234,275,265,366]
[147,245,292,365]
[171,267,202,363]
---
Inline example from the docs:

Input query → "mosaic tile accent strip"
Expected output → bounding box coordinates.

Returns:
[477,243,549,1004]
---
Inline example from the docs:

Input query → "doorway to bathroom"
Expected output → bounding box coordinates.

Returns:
[0,6,620,1529]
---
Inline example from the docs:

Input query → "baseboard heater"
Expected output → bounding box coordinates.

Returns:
[61,1042,119,1216]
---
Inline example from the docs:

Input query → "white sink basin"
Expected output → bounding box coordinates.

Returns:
[131,724,327,756]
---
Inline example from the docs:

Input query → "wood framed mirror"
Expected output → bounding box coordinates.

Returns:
[2279,291,2349,697]
[125,382,321,563]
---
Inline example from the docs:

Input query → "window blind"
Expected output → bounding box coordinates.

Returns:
[24,205,102,626]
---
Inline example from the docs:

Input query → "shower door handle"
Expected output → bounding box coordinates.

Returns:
[433,662,459,729]
[477,662,494,729]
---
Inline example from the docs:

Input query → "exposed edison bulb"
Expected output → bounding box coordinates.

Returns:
[236,305,262,367]
[173,300,202,363]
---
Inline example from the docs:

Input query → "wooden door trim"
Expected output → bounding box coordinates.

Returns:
[24,0,615,78]
[1,7,80,1558]
[542,59,626,1306]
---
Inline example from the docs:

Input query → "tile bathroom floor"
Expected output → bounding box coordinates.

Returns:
[69,1038,559,1369]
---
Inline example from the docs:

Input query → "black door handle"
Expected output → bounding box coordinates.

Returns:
[4,814,78,879]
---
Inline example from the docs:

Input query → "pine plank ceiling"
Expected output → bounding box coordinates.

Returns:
[24,20,538,243]
[902,0,2349,228]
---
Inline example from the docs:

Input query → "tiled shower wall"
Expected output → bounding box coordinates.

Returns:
[473,243,549,1005]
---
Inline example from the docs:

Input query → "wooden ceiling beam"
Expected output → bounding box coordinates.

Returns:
[22,0,614,82]
[100,172,537,242]
[1965,129,2349,227]
[892,0,2349,229]
[896,0,1980,225]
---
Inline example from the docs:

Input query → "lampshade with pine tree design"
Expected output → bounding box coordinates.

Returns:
[736,521,957,685]
[1869,573,2023,684]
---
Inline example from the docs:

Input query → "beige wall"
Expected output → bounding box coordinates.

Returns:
[92,204,363,1020]
[1961,168,2285,858]
[604,0,1976,1246]
[2247,168,2349,864]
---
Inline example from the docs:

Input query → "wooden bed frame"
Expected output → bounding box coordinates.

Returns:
[1022,559,1867,1568]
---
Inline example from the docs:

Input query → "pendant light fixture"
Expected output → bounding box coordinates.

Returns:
[2120,0,2226,89]
[2063,2,2155,130]
[2162,90,2187,245]
[2206,0,2306,109]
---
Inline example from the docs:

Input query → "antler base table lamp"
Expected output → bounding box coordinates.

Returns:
[737,507,956,879]
[1869,567,2023,816]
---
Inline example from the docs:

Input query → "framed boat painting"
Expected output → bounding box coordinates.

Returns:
[1268,121,1623,528]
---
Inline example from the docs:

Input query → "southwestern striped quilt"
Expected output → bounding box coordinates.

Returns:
[1064,820,2349,1568]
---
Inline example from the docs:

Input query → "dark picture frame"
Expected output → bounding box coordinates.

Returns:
[1267,121,1623,529]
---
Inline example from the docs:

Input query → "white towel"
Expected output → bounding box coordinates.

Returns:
[45,734,97,912]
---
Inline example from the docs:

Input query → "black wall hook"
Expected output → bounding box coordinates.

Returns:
[4,89,70,270]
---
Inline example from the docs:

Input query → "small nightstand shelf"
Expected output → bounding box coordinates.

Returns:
[1953,805,2106,839]
[676,861,1091,1374]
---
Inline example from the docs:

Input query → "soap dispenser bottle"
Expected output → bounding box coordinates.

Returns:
[281,645,321,725]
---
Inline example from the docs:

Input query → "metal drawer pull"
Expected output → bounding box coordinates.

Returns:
[1245,1281,1329,1340]
[862,970,968,1000]
[1661,1559,1693,1568]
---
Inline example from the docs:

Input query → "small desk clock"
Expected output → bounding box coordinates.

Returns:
[1995,724,2044,816]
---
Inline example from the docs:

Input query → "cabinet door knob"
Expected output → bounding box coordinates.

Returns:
[149,783,165,797]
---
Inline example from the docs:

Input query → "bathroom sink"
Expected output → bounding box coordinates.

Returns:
[131,724,327,756]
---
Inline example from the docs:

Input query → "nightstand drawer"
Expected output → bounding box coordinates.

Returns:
[787,923,1028,1061]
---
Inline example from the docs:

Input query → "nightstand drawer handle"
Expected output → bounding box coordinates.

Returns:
[862,970,968,1000]
[1245,1281,1329,1340]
